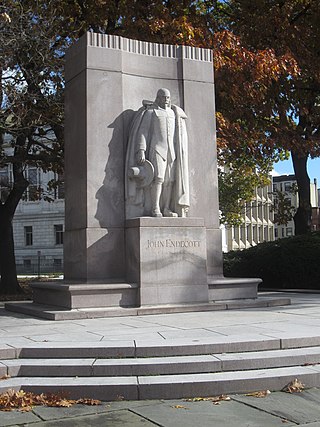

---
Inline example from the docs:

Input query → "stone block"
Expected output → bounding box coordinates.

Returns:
[137,366,320,400]
[32,282,138,309]
[209,277,261,301]
[93,355,222,377]
[126,217,209,306]
[4,359,95,377]
[18,341,135,359]
[0,345,16,360]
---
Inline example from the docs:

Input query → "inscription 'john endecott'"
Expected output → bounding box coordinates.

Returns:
[147,239,201,249]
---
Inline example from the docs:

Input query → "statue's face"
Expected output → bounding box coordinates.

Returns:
[156,89,171,108]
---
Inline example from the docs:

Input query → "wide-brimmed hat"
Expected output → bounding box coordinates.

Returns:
[128,160,154,188]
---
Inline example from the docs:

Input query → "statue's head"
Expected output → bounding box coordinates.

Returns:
[155,88,171,109]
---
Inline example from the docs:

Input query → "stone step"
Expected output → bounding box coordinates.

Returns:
[1,346,320,378]
[1,365,320,401]
[4,333,320,360]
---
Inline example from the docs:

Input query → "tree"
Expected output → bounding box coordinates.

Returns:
[271,184,297,226]
[217,0,320,234]
[0,1,66,293]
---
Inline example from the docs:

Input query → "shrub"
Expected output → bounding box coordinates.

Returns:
[223,232,320,290]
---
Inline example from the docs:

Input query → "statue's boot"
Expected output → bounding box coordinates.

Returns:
[163,208,178,217]
[151,181,163,217]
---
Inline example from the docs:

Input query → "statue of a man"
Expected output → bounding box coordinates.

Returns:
[126,88,189,218]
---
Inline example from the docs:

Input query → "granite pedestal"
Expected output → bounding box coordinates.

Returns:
[126,218,208,306]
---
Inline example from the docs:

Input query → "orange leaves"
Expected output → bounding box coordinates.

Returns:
[0,389,101,412]
[282,379,305,393]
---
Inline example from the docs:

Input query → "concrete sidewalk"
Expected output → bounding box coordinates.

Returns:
[1,292,320,426]
[2,388,320,426]
[2,292,320,347]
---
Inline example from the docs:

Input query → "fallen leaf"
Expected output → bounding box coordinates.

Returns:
[185,395,231,403]
[282,379,304,393]
[172,405,189,409]
[77,398,101,405]
[245,390,271,398]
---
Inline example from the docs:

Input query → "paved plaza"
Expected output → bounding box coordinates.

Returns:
[1,292,320,425]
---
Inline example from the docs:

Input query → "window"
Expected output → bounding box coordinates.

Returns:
[24,226,33,246]
[240,226,245,242]
[23,167,40,201]
[54,224,64,245]
[54,173,65,199]
[286,227,293,237]
[284,182,292,192]
[0,166,11,202]
[275,228,278,238]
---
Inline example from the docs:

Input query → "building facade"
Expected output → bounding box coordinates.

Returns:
[224,181,275,252]
[0,164,64,274]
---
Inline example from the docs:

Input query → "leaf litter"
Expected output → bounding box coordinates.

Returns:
[282,378,305,393]
[185,395,231,405]
[245,390,271,398]
[0,389,101,412]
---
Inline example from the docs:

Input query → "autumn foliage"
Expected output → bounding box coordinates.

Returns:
[1,0,320,292]
[0,388,100,412]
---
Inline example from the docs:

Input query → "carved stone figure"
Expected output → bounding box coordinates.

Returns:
[126,88,189,218]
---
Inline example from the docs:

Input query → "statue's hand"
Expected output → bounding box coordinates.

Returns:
[137,149,146,164]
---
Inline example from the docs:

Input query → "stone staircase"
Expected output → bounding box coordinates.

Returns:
[1,335,320,401]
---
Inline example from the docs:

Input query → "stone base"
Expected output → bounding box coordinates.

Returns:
[208,276,262,301]
[126,217,209,306]
[5,296,291,320]
[31,282,138,309]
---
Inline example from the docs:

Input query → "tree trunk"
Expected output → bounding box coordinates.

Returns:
[0,152,29,294]
[291,151,311,235]
[0,206,21,294]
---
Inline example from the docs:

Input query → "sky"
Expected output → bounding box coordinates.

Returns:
[273,156,320,188]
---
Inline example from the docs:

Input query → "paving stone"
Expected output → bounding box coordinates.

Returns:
[32,403,110,421]
[298,423,320,427]
[158,329,225,340]
[233,389,320,424]
[24,409,158,426]
[0,410,40,427]
[131,398,294,427]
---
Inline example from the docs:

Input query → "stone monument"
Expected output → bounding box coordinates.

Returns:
[6,33,263,319]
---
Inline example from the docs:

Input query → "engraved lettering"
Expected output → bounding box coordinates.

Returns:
[147,239,201,249]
